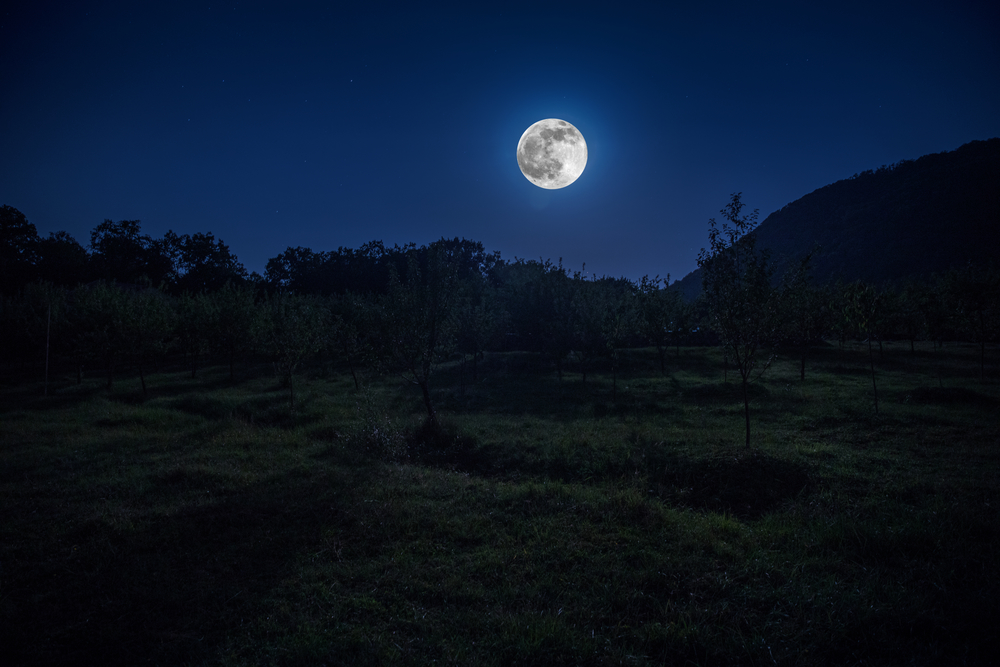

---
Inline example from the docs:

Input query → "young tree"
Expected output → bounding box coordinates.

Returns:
[69,282,130,390]
[263,293,328,412]
[781,257,829,380]
[539,261,577,381]
[453,274,502,388]
[174,292,214,378]
[571,276,605,386]
[494,257,575,378]
[942,262,1000,380]
[637,275,690,374]
[842,281,884,414]
[923,277,954,350]
[0,290,38,369]
[890,280,929,354]
[574,276,638,398]
[601,278,638,399]
[697,193,782,449]
[33,283,69,394]
[376,243,458,424]
[328,292,378,390]
[119,284,173,398]
[0,283,67,379]
[210,281,260,381]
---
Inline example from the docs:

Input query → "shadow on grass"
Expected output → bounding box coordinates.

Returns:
[906,385,997,407]
[683,382,770,404]
[165,388,329,428]
[407,418,483,470]
[2,464,378,667]
[0,363,278,414]
[432,349,725,421]
[648,450,813,520]
[826,364,873,376]
[404,419,813,521]
[0,379,105,413]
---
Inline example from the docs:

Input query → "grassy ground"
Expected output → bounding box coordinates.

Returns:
[1,342,998,666]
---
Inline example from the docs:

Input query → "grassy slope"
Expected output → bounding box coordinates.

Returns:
[1,343,998,666]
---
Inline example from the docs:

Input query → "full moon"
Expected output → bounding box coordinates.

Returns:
[516,118,587,189]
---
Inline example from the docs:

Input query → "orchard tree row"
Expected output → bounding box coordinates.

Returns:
[2,202,998,424]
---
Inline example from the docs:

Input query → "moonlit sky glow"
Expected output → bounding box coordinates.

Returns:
[2,1,998,281]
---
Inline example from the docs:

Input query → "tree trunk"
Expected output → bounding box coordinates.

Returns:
[742,376,751,449]
[138,357,147,399]
[612,361,617,401]
[981,341,986,382]
[937,342,944,388]
[800,350,806,381]
[868,337,879,415]
[343,341,360,390]
[44,304,51,396]
[419,378,435,424]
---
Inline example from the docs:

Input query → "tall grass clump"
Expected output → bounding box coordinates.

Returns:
[346,385,407,461]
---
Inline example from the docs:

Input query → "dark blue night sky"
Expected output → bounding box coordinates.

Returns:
[2,1,998,282]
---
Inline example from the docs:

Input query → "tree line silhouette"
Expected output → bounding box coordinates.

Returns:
[2,200,998,442]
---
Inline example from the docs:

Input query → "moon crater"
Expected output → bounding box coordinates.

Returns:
[516,119,587,189]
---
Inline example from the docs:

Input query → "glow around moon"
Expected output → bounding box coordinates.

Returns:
[516,119,587,189]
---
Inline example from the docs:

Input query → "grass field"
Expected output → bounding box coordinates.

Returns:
[2,343,998,666]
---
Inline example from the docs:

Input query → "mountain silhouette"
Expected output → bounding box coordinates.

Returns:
[673,138,1000,300]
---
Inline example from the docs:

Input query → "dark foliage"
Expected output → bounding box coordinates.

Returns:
[35,231,89,286]
[2,139,998,394]
[89,219,175,286]
[0,204,39,294]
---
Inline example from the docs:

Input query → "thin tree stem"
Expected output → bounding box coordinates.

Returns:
[868,336,879,415]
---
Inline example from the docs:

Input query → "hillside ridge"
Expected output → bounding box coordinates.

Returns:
[673,138,1000,300]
